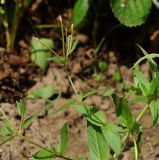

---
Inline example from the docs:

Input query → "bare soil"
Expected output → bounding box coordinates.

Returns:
[1,1,159,160]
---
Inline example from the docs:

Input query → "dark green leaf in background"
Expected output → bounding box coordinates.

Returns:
[110,0,152,27]
[30,38,54,70]
[72,0,89,27]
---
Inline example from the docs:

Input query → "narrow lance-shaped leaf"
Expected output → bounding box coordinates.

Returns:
[131,53,159,69]
[59,123,68,154]
[0,120,12,137]
[82,88,112,99]
[137,45,158,75]
[133,68,150,96]
[149,100,159,127]
[32,148,55,160]
[51,99,77,114]
[88,123,109,160]
[16,100,26,117]
[148,72,159,96]
[101,123,121,156]
[112,94,133,129]
[22,115,35,129]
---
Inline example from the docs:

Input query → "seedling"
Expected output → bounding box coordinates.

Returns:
[1,16,159,160]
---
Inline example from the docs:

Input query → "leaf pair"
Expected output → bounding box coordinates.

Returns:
[74,104,121,158]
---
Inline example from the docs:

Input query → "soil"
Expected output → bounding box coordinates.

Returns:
[1,1,159,160]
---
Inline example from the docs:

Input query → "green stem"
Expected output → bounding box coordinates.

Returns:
[133,136,139,160]
[17,133,73,160]
[35,24,61,29]
[136,104,149,123]
[32,37,61,58]
[67,75,79,100]
[0,108,10,123]
[0,135,16,146]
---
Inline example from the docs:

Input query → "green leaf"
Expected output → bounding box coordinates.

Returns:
[98,61,108,71]
[45,102,54,111]
[130,95,147,104]
[101,123,121,155]
[28,86,55,100]
[113,72,121,81]
[137,45,158,74]
[74,105,106,126]
[16,100,26,116]
[0,124,11,136]
[134,68,150,96]
[0,119,13,137]
[131,53,159,69]
[30,38,54,70]
[112,94,133,129]
[82,88,110,99]
[148,73,159,96]
[70,38,79,53]
[59,123,68,154]
[88,123,109,160]
[149,100,159,127]
[72,0,89,27]
[51,99,77,114]
[103,89,114,97]
[47,56,66,64]
[110,0,152,27]
[22,115,35,128]
[32,148,55,160]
